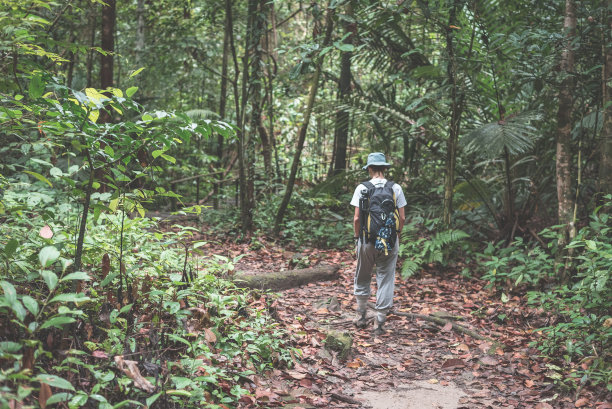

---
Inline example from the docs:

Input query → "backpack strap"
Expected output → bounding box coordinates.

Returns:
[384,181,397,206]
[359,181,375,244]
[362,181,375,191]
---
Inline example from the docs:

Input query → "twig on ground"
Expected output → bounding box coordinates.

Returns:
[330,392,363,406]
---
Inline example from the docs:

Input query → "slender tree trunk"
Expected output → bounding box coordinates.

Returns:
[99,0,115,126]
[556,0,576,252]
[239,0,265,234]
[332,1,354,175]
[259,0,273,176]
[236,0,252,229]
[214,0,231,210]
[268,2,281,181]
[274,6,335,235]
[442,1,461,227]
[599,2,612,195]
[135,0,145,70]
[86,7,96,88]
[100,0,115,89]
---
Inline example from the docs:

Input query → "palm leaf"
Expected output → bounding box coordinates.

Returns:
[462,113,541,159]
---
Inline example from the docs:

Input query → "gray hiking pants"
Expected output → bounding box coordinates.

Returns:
[354,240,399,312]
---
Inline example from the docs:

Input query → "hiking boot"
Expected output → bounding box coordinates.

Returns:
[354,312,367,329]
[373,320,385,336]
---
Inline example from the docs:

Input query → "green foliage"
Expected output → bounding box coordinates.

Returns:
[478,238,556,289]
[399,218,469,278]
[0,187,297,408]
[478,198,612,392]
[526,202,612,392]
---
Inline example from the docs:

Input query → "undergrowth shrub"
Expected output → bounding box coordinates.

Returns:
[527,201,612,393]
[398,218,470,278]
[0,181,298,408]
[478,237,556,289]
[477,197,612,393]
[202,186,353,249]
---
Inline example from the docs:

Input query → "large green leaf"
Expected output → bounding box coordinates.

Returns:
[28,75,45,99]
[24,171,53,187]
[49,293,90,304]
[39,246,60,268]
[39,316,76,330]
[41,270,59,291]
[462,114,542,159]
[4,239,18,257]
[35,374,75,391]
[22,295,39,315]
[0,281,17,305]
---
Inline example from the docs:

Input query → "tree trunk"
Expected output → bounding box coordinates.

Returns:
[100,0,115,90]
[331,1,354,175]
[259,0,273,176]
[240,0,265,234]
[214,0,231,209]
[135,0,145,70]
[99,0,115,126]
[274,6,335,235]
[442,1,461,227]
[556,0,576,251]
[599,2,612,195]
[86,6,96,88]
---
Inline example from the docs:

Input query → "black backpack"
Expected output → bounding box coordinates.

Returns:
[358,180,399,254]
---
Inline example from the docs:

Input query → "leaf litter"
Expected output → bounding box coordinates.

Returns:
[186,229,608,408]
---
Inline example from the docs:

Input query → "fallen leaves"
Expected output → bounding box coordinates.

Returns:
[114,356,155,393]
[38,383,51,409]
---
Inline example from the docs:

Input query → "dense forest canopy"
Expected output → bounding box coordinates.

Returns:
[0,0,610,407]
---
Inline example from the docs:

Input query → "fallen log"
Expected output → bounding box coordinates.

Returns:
[234,264,339,290]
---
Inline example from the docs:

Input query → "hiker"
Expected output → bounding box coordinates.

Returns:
[351,152,406,335]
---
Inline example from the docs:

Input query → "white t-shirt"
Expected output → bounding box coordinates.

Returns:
[350,178,407,208]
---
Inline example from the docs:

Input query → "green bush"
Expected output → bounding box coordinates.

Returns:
[527,201,612,392]
[478,237,556,289]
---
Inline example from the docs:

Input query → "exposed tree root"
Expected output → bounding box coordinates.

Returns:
[367,302,494,342]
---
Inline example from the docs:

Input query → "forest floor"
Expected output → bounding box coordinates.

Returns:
[195,231,610,409]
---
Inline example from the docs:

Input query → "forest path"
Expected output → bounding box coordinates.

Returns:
[265,254,577,409]
[196,232,579,408]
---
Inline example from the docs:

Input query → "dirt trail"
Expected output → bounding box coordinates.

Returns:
[269,256,578,409]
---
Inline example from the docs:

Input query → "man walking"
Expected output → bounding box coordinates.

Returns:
[350,152,406,335]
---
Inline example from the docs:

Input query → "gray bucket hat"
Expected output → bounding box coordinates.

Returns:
[362,152,391,170]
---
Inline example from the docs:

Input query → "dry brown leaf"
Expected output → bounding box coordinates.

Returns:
[456,343,470,352]
[480,355,497,366]
[441,358,465,369]
[346,359,363,369]
[286,370,307,380]
[441,321,453,332]
[534,403,553,409]
[114,355,155,392]
[204,328,217,344]
[38,383,52,409]
[101,253,110,278]
[39,225,53,239]
[575,398,590,407]
[21,347,34,370]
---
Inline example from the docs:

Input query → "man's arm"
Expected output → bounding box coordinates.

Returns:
[353,206,360,238]
[397,206,406,238]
